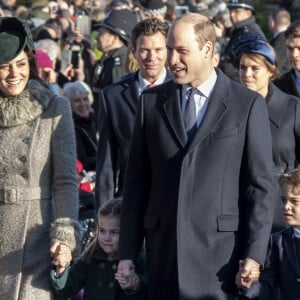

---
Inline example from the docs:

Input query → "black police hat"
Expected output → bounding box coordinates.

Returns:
[139,0,167,16]
[0,17,35,65]
[94,9,138,45]
[227,0,254,12]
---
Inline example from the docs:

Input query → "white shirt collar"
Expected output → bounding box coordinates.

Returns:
[138,68,167,91]
[182,69,217,98]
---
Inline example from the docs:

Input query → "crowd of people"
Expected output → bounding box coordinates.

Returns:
[1,0,300,299]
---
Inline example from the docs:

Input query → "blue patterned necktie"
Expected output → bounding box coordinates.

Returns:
[183,88,197,142]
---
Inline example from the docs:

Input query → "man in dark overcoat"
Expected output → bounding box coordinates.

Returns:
[117,13,274,300]
[95,18,171,209]
[274,20,300,98]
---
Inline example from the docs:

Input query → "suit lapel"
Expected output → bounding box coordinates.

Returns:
[190,71,228,148]
[163,82,188,148]
[122,73,140,115]
[267,83,287,128]
[289,70,300,97]
[283,228,300,278]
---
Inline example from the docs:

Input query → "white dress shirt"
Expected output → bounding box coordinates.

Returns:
[137,68,167,96]
[181,69,217,127]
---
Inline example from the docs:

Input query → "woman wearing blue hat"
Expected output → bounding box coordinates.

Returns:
[235,35,300,232]
[0,17,80,299]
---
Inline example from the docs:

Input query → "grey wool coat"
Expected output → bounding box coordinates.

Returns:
[0,80,79,300]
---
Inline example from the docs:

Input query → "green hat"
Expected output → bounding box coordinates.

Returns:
[0,17,35,65]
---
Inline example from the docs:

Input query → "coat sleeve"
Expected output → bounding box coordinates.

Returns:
[240,95,275,265]
[119,95,150,261]
[95,89,119,210]
[50,259,88,298]
[125,251,148,300]
[51,96,79,220]
[74,126,96,171]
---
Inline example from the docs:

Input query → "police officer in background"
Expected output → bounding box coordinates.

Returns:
[92,9,138,122]
[220,0,266,81]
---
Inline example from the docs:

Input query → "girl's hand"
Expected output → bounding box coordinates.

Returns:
[115,270,140,291]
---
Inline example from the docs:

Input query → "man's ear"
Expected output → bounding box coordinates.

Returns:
[203,41,214,58]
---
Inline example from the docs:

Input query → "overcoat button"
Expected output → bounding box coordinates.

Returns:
[22,137,30,144]
[109,282,114,288]
[97,281,102,287]
[112,264,117,270]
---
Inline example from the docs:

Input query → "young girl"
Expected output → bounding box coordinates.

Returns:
[50,199,147,300]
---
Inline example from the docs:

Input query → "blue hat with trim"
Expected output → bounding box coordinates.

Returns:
[0,17,35,65]
[233,35,276,65]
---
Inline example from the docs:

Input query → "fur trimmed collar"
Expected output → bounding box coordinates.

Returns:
[0,80,53,127]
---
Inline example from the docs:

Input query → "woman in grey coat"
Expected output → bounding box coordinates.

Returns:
[0,17,80,299]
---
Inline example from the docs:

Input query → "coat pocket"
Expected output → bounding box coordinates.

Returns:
[217,215,239,232]
[144,215,160,230]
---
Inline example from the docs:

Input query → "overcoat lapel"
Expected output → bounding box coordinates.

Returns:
[283,228,300,278]
[289,71,300,97]
[122,73,139,115]
[190,71,228,148]
[267,83,288,128]
[163,82,188,148]
[162,71,230,149]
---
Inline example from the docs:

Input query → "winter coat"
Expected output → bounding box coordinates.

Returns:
[273,68,300,98]
[51,245,148,300]
[0,80,79,300]
[240,227,300,300]
[73,112,97,172]
[266,83,300,232]
[119,70,274,299]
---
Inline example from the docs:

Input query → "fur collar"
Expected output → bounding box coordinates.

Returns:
[0,79,53,127]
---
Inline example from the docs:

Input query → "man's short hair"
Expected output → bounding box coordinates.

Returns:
[174,14,216,50]
[271,9,291,27]
[285,21,300,40]
[131,18,169,49]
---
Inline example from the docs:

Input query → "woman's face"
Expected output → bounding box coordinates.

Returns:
[239,54,273,98]
[0,51,30,97]
[70,94,91,118]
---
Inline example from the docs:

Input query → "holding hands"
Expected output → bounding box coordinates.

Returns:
[116,259,140,291]
[235,258,261,289]
[50,241,72,275]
